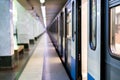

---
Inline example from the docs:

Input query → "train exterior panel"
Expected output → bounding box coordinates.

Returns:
[48,0,81,80]
[104,0,120,80]
[48,0,120,80]
[87,0,101,80]
[81,0,88,80]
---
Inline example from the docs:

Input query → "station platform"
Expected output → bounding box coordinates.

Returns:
[0,33,70,80]
[17,32,70,80]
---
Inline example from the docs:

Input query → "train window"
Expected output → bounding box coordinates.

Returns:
[110,5,120,56]
[67,12,72,36]
[72,2,74,41]
[89,0,97,50]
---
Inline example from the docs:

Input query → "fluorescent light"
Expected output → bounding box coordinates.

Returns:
[44,18,46,27]
[41,6,46,27]
[41,6,46,18]
[40,0,45,4]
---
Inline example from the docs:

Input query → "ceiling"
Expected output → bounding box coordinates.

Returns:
[17,0,67,27]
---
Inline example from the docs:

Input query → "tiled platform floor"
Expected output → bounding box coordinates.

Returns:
[0,36,40,80]
[0,33,41,80]
[19,33,70,80]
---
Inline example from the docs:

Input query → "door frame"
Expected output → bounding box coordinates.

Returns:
[75,0,81,79]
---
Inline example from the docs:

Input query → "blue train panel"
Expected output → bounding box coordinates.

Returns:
[71,57,76,80]
[88,73,95,80]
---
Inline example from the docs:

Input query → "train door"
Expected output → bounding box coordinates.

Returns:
[104,0,120,80]
[66,5,72,70]
[56,18,59,49]
[69,0,81,80]
[87,0,101,80]
[62,10,66,63]
[60,12,64,57]
[58,15,61,54]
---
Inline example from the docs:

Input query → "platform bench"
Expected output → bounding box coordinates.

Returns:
[14,45,24,54]
[14,45,24,59]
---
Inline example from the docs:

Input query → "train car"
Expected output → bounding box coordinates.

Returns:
[48,0,81,80]
[48,0,120,80]
[87,0,102,79]
[104,0,120,80]
[63,0,81,80]
[87,0,120,80]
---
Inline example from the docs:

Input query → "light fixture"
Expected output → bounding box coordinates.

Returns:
[40,0,45,4]
[41,6,46,27]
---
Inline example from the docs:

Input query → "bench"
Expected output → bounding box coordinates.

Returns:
[17,45,24,54]
[14,45,24,59]
[13,45,24,67]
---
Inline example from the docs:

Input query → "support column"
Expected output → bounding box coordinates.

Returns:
[15,1,29,49]
[0,0,14,68]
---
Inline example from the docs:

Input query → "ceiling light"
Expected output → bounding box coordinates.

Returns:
[41,6,46,27]
[40,0,45,4]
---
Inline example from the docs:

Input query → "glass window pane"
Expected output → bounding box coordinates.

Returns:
[90,0,97,50]
[67,12,72,37]
[110,5,120,55]
[72,2,74,41]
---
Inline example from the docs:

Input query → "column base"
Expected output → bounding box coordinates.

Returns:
[0,55,17,69]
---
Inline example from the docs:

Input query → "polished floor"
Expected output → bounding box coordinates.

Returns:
[0,32,70,80]
[0,37,39,80]
[19,33,70,80]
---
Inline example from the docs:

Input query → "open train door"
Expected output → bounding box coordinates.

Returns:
[87,0,102,80]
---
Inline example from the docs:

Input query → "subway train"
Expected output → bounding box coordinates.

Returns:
[47,0,120,80]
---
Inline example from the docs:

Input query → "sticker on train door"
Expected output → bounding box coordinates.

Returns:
[88,73,95,80]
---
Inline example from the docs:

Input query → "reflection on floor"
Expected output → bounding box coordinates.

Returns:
[19,33,70,80]
[0,32,70,80]
[42,33,70,80]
